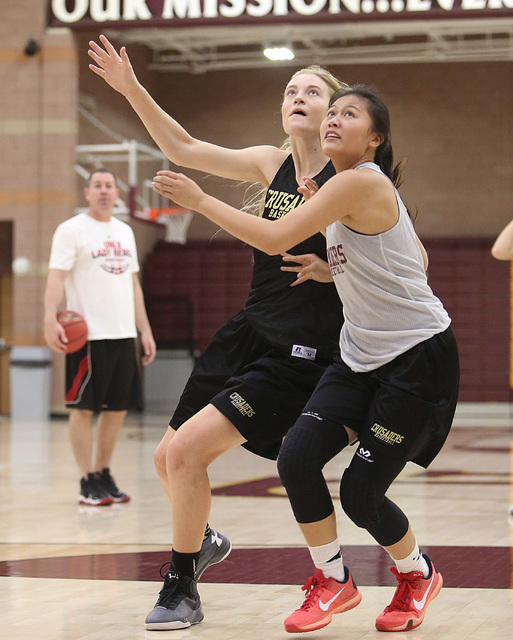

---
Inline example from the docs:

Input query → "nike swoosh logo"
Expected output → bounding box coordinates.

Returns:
[319,587,345,611]
[413,575,435,611]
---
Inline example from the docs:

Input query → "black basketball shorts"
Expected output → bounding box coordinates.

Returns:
[65,338,141,413]
[169,312,330,460]
[296,327,460,469]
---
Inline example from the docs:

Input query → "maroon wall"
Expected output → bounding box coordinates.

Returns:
[424,237,510,402]
[143,238,511,403]
[143,240,254,352]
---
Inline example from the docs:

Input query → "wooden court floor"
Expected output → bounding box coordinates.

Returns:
[0,403,512,640]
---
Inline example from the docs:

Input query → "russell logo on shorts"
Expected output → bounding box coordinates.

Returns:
[291,344,317,361]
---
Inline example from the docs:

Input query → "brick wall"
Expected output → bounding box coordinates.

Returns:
[0,2,79,410]
[0,5,78,345]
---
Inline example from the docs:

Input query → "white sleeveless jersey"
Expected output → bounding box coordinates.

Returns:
[326,162,450,373]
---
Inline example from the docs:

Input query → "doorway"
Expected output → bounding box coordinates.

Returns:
[0,221,13,414]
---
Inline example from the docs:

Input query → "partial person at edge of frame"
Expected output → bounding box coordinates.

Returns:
[490,220,513,522]
[491,219,513,260]
[151,84,460,635]
[44,168,156,507]
[88,34,346,630]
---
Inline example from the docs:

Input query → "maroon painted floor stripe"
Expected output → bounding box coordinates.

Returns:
[0,546,510,588]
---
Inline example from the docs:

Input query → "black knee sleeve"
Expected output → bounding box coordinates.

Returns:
[340,469,409,547]
[278,417,349,523]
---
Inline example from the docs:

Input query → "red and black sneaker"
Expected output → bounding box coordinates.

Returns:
[79,473,113,506]
[375,555,443,632]
[284,567,362,633]
[98,468,130,503]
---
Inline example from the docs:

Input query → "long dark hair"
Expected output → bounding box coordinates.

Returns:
[328,84,405,188]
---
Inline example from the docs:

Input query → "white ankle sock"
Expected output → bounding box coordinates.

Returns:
[308,539,346,582]
[394,543,429,578]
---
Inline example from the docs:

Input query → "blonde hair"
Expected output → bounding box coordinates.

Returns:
[290,64,347,96]
[244,65,346,216]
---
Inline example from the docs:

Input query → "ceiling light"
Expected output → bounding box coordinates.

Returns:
[263,46,295,61]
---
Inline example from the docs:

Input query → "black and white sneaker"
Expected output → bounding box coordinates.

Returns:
[145,564,204,630]
[196,528,232,581]
[79,473,113,506]
[98,468,130,503]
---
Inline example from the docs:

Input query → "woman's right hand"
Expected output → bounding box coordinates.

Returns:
[88,34,139,97]
[152,170,205,212]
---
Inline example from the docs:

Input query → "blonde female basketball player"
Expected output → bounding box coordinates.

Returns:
[89,35,346,629]
[152,84,460,634]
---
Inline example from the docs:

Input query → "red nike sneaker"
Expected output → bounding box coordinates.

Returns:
[284,567,362,633]
[375,555,443,632]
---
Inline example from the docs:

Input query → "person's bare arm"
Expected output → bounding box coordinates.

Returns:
[88,35,283,185]
[43,269,69,352]
[491,220,513,260]
[133,273,156,366]
[151,170,363,255]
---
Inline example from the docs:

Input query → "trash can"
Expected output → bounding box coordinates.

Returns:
[10,346,52,420]
[143,349,195,413]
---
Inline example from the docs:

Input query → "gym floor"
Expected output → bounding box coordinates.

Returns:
[1,403,512,640]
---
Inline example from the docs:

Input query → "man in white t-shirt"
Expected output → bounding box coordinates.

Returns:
[44,169,156,506]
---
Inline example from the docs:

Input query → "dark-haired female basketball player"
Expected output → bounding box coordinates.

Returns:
[152,84,460,634]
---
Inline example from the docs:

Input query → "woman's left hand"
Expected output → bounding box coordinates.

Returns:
[152,170,204,210]
[281,252,333,286]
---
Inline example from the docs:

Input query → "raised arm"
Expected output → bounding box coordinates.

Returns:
[151,170,351,255]
[491,220,513,260]
[88,35,283,185]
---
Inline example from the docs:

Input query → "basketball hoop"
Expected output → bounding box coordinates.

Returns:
[149,206,194,245]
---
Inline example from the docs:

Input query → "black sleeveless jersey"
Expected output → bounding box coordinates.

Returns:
[243,154,343,363]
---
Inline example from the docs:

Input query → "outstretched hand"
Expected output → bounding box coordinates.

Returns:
[152,170,204,211]
[281,252,333,287]
[88,34,138,97]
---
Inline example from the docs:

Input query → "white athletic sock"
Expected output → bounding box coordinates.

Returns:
[308,539,346,582]
[394,542,429,578]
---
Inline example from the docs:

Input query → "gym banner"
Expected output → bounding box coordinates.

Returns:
[48,0,513,29]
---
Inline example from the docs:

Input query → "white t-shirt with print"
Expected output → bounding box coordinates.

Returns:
[49,213,139,340]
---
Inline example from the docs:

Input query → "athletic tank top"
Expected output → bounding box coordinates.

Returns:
[325,162,450,373]
[243,154,343,363]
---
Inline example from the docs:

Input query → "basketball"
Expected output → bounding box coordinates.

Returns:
[57,310,88,353]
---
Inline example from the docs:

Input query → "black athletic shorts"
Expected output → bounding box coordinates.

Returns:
[65,338,141,413]
[297,327,460,468]
[170,311,331,460]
